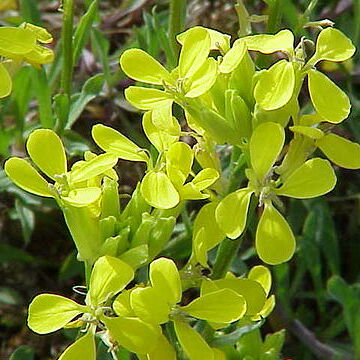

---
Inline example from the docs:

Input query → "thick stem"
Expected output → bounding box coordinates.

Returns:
[168,0,186,59]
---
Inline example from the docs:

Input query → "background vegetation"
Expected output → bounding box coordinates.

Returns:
[0,0,359,359]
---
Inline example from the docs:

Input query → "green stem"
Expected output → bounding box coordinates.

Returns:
[59,0,75,132]
[211,236,244,280]
[168,0,186,58]
[266,0,282,33]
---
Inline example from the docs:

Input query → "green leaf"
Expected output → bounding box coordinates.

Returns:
[28,294,85,334]
[179,27,211,78]
[219,39,246,74]
[309,27,355,65]
[104,316,161,354]
[15,198,35,244]
[250,122,284,180]
[70,153,118,183]
[27,129,67,180]
[125,86,172,110]
[58,332,96,360]
[130,286,170,324]
[149,257,182,305]
[308,69,350,124]
[120,48,171,85]
[254,60,295,110]
[316,133,360,169]
[215,188,253,239]
[10,345,35,360]
[182,289,246,323]
[92,124,148,162]
[256,203,296,265]
[243,29,294,56]
[186,57,218,98]
[67,74,105,128]
[141,171,180,209]
[276,158,336,198]
[88,256,134,306]
[4,157,53,197]
[0,62,12,98]
[248,265,272,296]
[174,320,214,360]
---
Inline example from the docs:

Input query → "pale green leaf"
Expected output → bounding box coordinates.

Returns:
[186,58,218,98]
[243,29,294,56]
[276,158,336,198]
[92,124,148,162]
[316,133,360,169]
[27,129,67,180]
[309,27,355,65]
[174,320,214,360]
[0,63,12,98]
[141,171,180,209]
[88,256,134,306]
[4,157,53,197]
[124,86,172,110]
[149,257,182,305]
[58,332,95,360]
[250,122,285,180]
[256,203,296,265]
[104,316,161,354]
[120,48,171,85]
[182,289,246,323]
[28,294,85,334]
[179,27,211,78]
[308,69,350,123]
[215,188,253,239]
[254,60,295,110]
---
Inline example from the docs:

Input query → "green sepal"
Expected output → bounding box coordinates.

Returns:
[88,256,134,306]
[26,129,67,180]
[130,286,170,324]
[316,133,360,169]
[255,203,296,265]
[141,171,180,209]
[119,244,149,268]
[28,294,85,334]
[308,69,350,124]
[58,332,96,360]
[101,177,121,220]
[276,158,336,198]
[149,257,182,305]
[254,60,295,110]
[0,62,12,98]
[181,288,246,323]
[120,48,172,85]
[193,227,208,266]
[4,157,53,197]
[250,122,285,180]
[124,86,172,110]
[309,27,355,65]
[174,320,214,360]
[215,188,253,239]
[92,124,149,162]
[103,316,162,354]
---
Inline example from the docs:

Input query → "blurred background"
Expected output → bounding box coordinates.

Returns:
[0,0,359,359]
